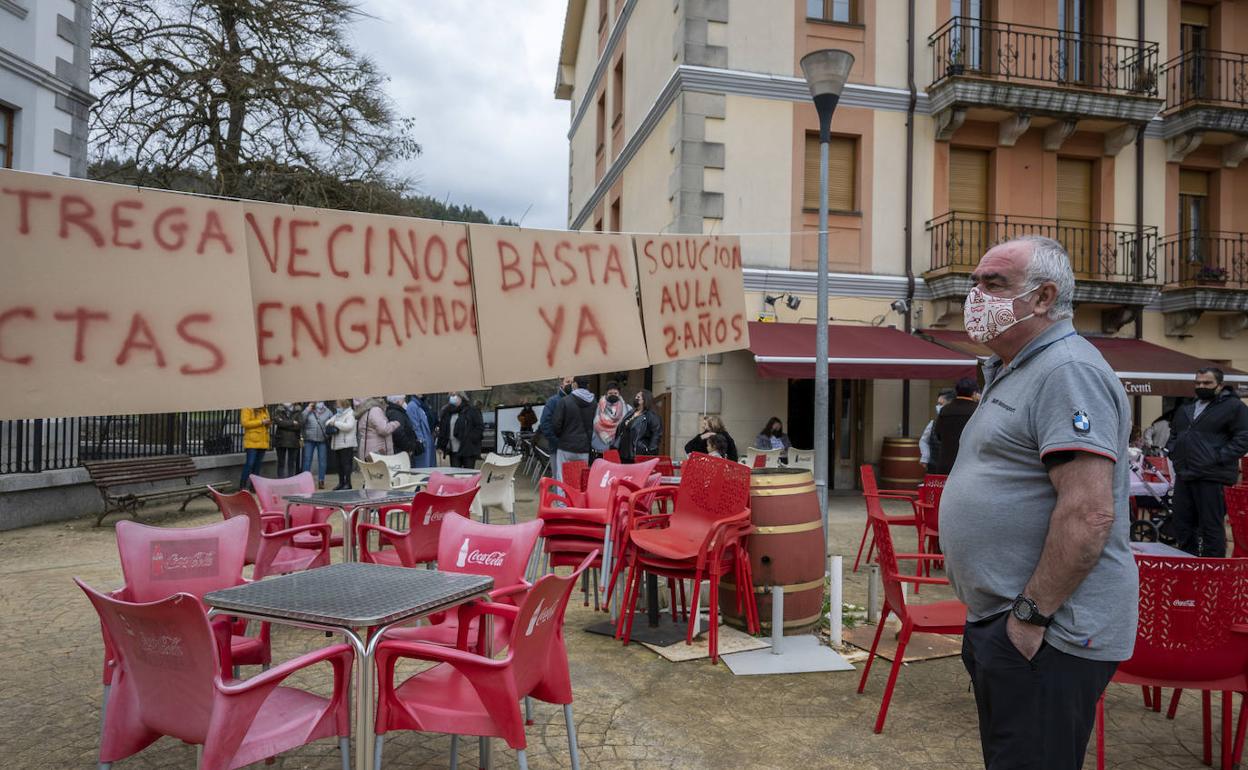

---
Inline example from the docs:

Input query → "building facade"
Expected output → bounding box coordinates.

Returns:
[556,0,1248,488]
[0,0,92,176]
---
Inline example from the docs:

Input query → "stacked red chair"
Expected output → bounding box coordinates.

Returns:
[616,453,759,663]
[537,458,660,608]
[913,474,948,583]
[373,552,596,770]
[426,471,480,496]
[856,474,967,733]
[1226,486,1248,559]
[356,488,480,568]
[852,465,921,572]
[601,449,622,464]
[208,486,332,578]
[382,513,544,654]
[249,472,343,549]
[1095,555,1248,770]
[636,454,676,477]
[560,460,590,493]
[79,579,353,770]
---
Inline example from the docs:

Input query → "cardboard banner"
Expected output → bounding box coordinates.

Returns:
[243,201,483,402]
[634,235,750,364]
[467,224,650,384]
[0,169,262,419]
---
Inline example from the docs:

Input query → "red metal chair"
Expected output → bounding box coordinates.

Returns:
[383,513,544,653]
[356,488,480,568]
[373,552,596,770]
[852,465,920,572]
[1095,555,1248,770]
[249,472,343,548]
[79,579,353,770]
[856,492,967,733]
[617,453,759,663]
[207,486,332,578]
[1225,486,1248,559]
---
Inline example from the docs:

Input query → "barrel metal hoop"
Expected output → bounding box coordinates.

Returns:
[750,484,817,497]
[753,520,823,535]
[719,577,825,594]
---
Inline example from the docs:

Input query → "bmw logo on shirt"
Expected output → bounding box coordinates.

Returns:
[1073,410,1090,433]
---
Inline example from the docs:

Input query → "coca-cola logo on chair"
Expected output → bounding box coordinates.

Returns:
[150,538,219,579]
[453,535,512,571]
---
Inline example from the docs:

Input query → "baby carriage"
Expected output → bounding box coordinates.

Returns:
[1128,454,1175,543]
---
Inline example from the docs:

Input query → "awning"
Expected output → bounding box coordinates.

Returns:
[749,322,977,380]
[919,328,1248,398]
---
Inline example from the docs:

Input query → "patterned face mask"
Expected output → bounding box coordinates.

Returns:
[963,284,1039,343]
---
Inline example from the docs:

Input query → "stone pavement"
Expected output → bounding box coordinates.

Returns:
[0,487,1226,769]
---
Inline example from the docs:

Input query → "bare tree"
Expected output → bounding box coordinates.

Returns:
[92,0,419,200]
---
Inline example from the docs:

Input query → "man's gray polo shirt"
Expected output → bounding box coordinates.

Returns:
[940,320,1138,662]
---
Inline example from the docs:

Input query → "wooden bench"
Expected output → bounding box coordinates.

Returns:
[84,455,231,526]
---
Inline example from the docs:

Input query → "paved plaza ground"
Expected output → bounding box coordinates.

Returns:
[0,484,1227,769]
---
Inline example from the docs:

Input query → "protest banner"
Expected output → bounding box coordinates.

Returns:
[634,234,750,364]
[243,201,484,402]
[467,224,650,384]
[0,169,262,419]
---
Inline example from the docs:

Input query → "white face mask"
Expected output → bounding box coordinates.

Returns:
[963,285,1040,343]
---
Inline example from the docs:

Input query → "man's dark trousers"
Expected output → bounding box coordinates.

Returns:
[1170,478,1228,557]
[961,613,1117,770]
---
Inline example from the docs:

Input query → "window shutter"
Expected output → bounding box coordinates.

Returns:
[804,134,856,211]
[948,148,989,214]
[1181,3,1210,26]
[1057,158,1093,222]
[1179,168,1209,196]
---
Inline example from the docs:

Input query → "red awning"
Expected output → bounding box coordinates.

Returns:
[919,328,1248,398]
[749,322,978,380]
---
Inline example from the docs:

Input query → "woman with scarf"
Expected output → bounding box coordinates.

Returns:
[591,381,631,457]
[684,414,738,462]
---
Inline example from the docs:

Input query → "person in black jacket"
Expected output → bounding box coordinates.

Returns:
[271,402,303,477]
[384,395,420,460]
[683,415,738,462]
[437,392,484,469]
[551,375,596,480]
[1165,368,1248,557]
[617,389,663,462]
[930,377,979,475]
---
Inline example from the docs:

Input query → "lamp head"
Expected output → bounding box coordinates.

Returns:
[785,294,802,311]
[800,49,855,140]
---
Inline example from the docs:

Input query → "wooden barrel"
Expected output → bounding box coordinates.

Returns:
[719,467,825,634]
[879,436,924,489]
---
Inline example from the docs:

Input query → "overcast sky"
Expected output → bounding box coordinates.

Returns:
[352,1,571,229]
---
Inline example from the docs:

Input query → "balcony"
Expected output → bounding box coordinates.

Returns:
[1158,51,1248,165]
[928,19,1162,142]
[1158,232,1248,337]
[924,212,1159,307]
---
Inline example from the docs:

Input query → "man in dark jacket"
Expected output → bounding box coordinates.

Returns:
[437,392,485,469]
[1165,368,1248,557]
[538,375,574,455]
[271,402,303,477]
[551,375,596,480]
[384,395,420,459]
[930,377,979,475]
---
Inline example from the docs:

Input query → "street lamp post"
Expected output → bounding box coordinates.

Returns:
[799,49,855,553]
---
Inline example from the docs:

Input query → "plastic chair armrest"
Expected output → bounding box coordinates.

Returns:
[629,513,671,531]
[374,639,504,671]
[1232,623,1248,635]
[488,582,532,602]
[217,643,353,695]
[455,601,522,650]
[261,522,333,543]
[893,552,945,561]
[538,477,580,503]
[864,492,921,503]
[893,575,951,586]
[878,488,920,498]
[259,513,286,534]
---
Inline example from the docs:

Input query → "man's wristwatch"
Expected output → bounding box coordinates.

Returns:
[1011,595,1054,627]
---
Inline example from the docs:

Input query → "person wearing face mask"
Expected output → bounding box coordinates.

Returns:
[300,400,334,489]
[551,375,597,478]
[754,417,790,463]
[919,390,955,471]
[939,236,1136,770]
[354,396,400,461]
[437,392,484,469]
[615,389,663,462]
[1164,368,1248,558]
[930,378,979,475]
[271,402,303,478]
[538,375,575,474]
[591,381,631,457]
[684,414,738,462]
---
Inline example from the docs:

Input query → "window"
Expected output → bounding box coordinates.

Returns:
[948,147,990,266]
[610,198,621,232]
[806,0,856,23]
[803,133,856,212]
[1180,3,1211,100]
[598,0,608,31]
[1056,157,1095,272]
[595,91,606,156]
[612,56,624,127]
[0,106,12,169]
[1179,169,1211,264]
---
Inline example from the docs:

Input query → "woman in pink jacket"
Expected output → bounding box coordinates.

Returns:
[353,397,400,459]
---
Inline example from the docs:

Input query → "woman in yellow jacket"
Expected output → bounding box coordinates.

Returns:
[239,406,271,492]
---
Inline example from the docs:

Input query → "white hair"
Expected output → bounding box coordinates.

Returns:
[1013,235,1075,321]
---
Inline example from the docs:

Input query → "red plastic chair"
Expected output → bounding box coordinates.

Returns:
[617,453,759,663]
[249,472,343,548]
[356,488,480,568]
[636,454,676,477]
[914,474,947,577]
[561,460,589,492]
[602,449,622,464]
[207,486,332,578]
[426,471,480,496]
[1095,555,1248,770]
[79,579,353,770]
[383,513,544,653]
[1225,486,1248,559]
[856,494,967,733]
[373,552,596,769]
[1240,456,1248,486]
[852,465,920,572]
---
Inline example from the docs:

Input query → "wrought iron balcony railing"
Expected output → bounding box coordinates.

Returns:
[1161,49,1248,111]
[929,17,1159,97]
[926,211,1158,283]
[1161,231,1248,289]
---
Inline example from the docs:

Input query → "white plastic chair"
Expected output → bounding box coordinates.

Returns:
[744,446,783,468]
[787,448,815,470]
[475,452,522,524]
[365,452,419,491]
[370,451,411,473]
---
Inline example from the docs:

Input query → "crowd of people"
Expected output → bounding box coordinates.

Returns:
[537,375,664,479]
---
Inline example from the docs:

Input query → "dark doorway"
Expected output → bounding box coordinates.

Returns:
[787,378,864,490]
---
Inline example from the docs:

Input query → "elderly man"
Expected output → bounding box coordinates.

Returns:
[940,236,1137,770]
[1165,368,1248,557]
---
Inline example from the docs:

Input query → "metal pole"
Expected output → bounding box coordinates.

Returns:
[770,585,784,656]
[815,133,831,549]
[829,554,843,648]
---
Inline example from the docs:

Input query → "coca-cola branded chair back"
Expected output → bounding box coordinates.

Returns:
[437,513,543,590]
[357,488,479,568]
